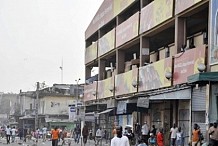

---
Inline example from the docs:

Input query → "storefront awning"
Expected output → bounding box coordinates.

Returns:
[149,88,191,100]
[188,72,218,84]
[97,109,113,115]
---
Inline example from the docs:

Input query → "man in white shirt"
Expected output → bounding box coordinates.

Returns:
[11,127,16,143]
[5,125,11,144]
[169,123,178,146]
[111,126,129,146]
[141,122,149,144]
[95,127,103,145]
[42,126,47,142]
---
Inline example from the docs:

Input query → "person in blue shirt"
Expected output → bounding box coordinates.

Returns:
[148,133,156,146]
[138,139,147,146]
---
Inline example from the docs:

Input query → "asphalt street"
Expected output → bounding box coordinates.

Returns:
[0,137,109,146]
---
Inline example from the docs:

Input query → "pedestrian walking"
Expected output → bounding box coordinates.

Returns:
[42,125,47,142]
[169,123,178,146]
[208,121,218,146]
[135,123,141,145]
[157,128,164,146]
[141,121,149,145]
[74,124,81,144]
[11,126,16,143]
[176,127,184,146]
[82,124,89,145]
[5,125,11,144]
[112,126,117,137]
[51,127,59,146]
[95,127,103,145]
[138,139,147,146]
[148,133,156,146]
[191,123,201,146]
[151,125,157,136]
[111,126,130,146]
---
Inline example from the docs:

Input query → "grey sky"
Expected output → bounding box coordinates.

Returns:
[0,0,103,93]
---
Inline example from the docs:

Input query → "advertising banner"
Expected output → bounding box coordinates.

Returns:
[85,0,135,39]
[115,68,138,96]
[210,0,218,65]
[139,57,172,92]
[153,0,173,26]
[116,12,139,47]
[84,82,97,102]
[113,0,135,16]
[140,2,154,34]
[85,42,98,64]
[175,0,202,15]
[173,46,206,85]
[98,28,115,57]
[98,76,114,99]
[140,0,173,34]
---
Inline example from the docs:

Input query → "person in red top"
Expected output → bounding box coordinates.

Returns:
[51,127,59,146]
[157,128,164,146]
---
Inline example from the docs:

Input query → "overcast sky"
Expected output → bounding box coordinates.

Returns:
[0,0,103,93]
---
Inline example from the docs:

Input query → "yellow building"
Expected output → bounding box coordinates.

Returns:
[84,0,218,145]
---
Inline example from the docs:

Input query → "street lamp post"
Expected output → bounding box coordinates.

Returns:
[35,82,40,131]
[75,78,83,146]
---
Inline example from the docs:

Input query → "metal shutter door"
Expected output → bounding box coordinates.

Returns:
[192,86,206,111]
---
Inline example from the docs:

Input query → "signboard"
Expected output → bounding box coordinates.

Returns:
[210,0,218,65]
[85,0,135,39]
[117,101,127,114]
[115,68,138,96]
[175,0,202,15]
[140,0,173,34]
[139,57,172,91]
[173,46,205,85]
[98,29,115,57]
[98,76,114,99]
[116,12,139,47]
[137,98,149,108]
[68,104,76,121]
[85,42,98,64]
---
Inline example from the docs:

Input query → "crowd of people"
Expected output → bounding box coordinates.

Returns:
[110,121,218,146]
[1,121,218,146]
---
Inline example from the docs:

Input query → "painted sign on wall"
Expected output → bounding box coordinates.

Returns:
[173,46,206,85]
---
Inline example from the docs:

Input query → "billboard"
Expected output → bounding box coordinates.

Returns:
[84,82,97,102]
[173,46,206,85]
[115,68,138,96]
[175,0,202,15]
[138,57,172,92]
[116,12,139,47]
[85,42,98,64]
[98,76,114,99]
[210,0,218,65]
[98,28,115,57]
[85,0,135,39]
[140,0,173,34]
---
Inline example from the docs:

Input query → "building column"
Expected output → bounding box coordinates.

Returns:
[175,17,186,53]
[140,36,150,67]
[98,59,106,80]
[116,50,125,74]
[85,66,92,81]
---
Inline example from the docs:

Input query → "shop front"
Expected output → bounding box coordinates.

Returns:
[149,87,191,145]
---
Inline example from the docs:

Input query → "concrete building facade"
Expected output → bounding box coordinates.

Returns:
[84,0,218,144]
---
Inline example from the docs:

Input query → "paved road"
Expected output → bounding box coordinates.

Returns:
[0,137,110,146]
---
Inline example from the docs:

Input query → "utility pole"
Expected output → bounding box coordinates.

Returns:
[35,82,39,130]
